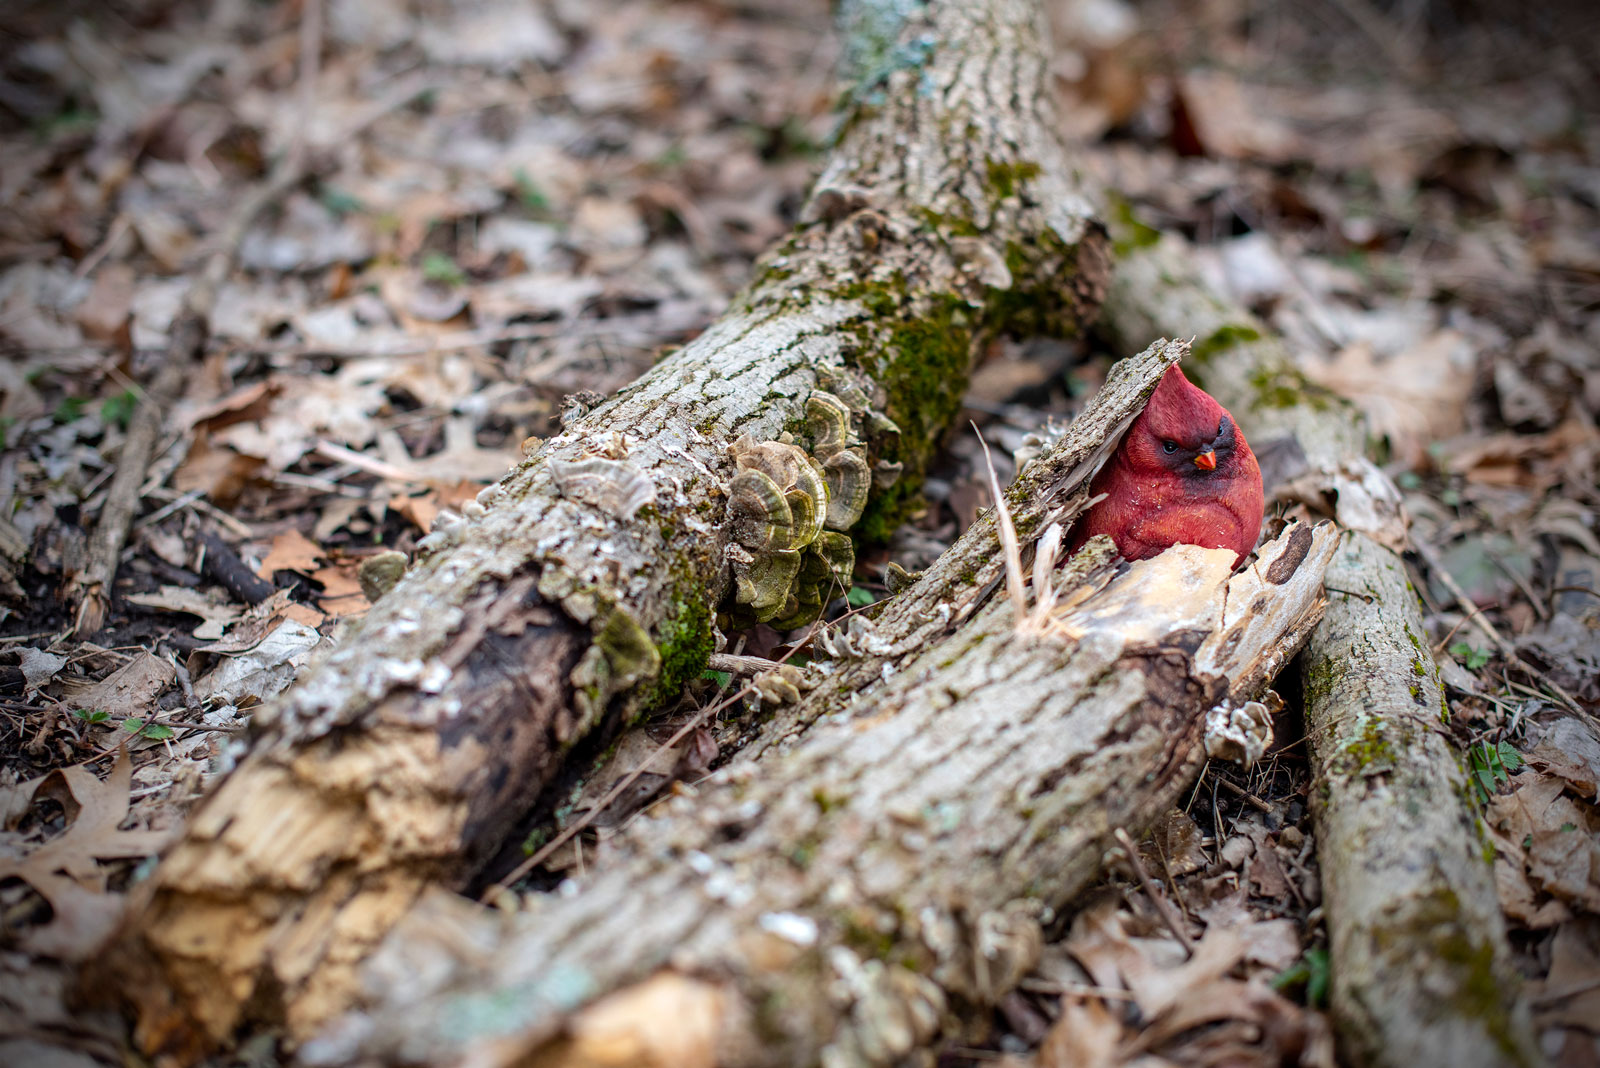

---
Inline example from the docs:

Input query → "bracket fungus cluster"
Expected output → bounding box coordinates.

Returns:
[726,390,875,628]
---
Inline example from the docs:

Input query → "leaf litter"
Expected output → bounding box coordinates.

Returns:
[1,0,1598,1063]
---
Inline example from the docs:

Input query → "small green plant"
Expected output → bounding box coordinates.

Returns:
[420,251,466,287]
[71,708,110,724]
[701,668,732,688]
[1468,739,1523,803]
[53,396,86,423]
[513,168,550,216]
[1272,946,1330,1008]
[318,184,365,217]
[123,718,175,741]
[521,826,551,854]
[1449,642,1492,671]
[100,389,139,430]
[654,142,688,170]
[846,586,876,608]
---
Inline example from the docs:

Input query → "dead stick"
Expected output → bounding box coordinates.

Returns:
[1114,826,1194,954]
[1412,538,1594,725]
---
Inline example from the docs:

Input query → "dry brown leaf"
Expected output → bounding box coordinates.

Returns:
[1306,330,1476,469]
[312,564,366,600]
[1277,458,1408,552]
[544,972,724,1068]
[313,565,371,617]
[124,586,244,640]
[390,491,442,533]
[58,651,175,719]
[281,602,326,629]
[1037,994,1124,1068]
[177,379,276,431]
[375,417,522,487]
[256,529,324,578]
[1492,851,1572,929]
[1150,808,1209,878]
[74,262,135,344]
[1244,823,1294,901]
[1529,720,1600,800]
[1488,770,1600,917]
[1173,71,1303,163]
[172,431,267,503]
[211,367,391,470]
[1121,925,1248,1020]
[194,619,325,708]
[0,749,174,960]
[1534,918,1600,1034]
[14,646,67,691]
[1445,418,1600,492]
[0,773,46,829]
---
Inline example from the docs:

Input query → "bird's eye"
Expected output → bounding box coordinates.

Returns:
[1162,440,1177,454]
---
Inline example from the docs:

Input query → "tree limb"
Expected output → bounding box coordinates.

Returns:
[1102,233,1542,1068]
[91,0,1107,1055]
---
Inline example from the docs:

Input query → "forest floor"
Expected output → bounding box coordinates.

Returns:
[1,1,1598,1065]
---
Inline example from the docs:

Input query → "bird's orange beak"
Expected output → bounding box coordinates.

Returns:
[1194,449,1217,471]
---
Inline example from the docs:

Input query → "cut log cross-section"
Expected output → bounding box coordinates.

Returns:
[95,0,1109,1056]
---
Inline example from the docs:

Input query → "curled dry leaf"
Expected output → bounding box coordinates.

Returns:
[1306,330,1476,470]
[1277,457,1407,551]
[58,651,176,720]
[0,749,174,961]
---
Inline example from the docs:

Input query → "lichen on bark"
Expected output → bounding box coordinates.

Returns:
[92,0,1108,1054]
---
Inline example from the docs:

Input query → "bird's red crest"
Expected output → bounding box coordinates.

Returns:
[1071,360,1265,566]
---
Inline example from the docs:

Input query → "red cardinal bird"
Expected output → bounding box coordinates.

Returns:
[1073,363,1263,566]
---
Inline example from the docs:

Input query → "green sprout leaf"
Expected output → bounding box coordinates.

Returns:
[1468,739,1522,803]
[53,396,86,423]
[420,251,466,287]
[1272,947,1330,1009]
[318,184,365,216]
[123,718,175,741]
[100,389,139,430]
[513,168,550,216]
[1449,641,1492,670]
[846,586,876,608]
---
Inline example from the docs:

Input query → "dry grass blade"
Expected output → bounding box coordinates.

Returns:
[973,421,1028,625]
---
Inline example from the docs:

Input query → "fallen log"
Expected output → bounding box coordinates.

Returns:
[1103,234,1542,1067]
[299,477,1336,1068]
[91,0,1108,1055]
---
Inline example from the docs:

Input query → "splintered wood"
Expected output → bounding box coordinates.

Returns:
[300,522,1336,1068]
[90,0,1106,1054]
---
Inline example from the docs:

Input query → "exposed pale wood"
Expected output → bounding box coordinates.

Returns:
[90,0,1108,1055]
[301,521,1336,1068]
[1103,234,1542,1068]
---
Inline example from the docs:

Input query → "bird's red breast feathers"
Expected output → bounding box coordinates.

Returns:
[1072,363,1264,566]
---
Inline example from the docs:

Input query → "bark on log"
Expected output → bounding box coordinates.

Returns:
[1103,235,1542,1068]
[299,507,1337,1068]
[91,0,1109,1056]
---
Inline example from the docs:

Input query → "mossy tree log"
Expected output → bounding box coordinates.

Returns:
[1103,235,1541,1068]
[292,352,1338,1066]
[91,0,1108,1057]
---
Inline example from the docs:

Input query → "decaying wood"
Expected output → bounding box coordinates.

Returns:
[91,0,1108,1054]
[299,515,1336,1068]
[1104,235,1541,1067]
